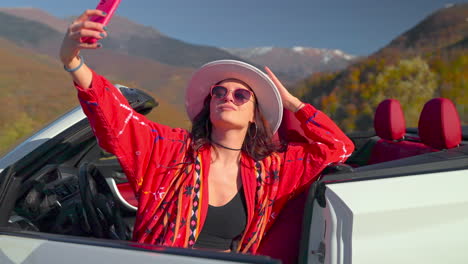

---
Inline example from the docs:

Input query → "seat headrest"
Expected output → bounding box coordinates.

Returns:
[418,98,462,149]
[374,99,406,140]
[277,108,309,143]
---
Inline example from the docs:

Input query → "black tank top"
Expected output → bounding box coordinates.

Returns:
[194,188,247,250]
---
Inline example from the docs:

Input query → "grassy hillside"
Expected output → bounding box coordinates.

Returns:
[0,37,74,155]
[0,37,189,156]
[0,9,247,109]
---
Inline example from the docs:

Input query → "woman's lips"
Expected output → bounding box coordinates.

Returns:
[217,104,236,111]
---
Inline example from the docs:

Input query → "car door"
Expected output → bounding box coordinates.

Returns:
[301,147,468,264]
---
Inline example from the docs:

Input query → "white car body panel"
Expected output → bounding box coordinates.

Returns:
[308,169,468,264]
[0,107,85,174]
[0,235,242,264]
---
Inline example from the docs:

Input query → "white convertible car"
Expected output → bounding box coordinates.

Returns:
[0,86,467,264]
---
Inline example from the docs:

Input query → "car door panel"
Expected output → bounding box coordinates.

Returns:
[0,231,279,264]
[306,169,468,264]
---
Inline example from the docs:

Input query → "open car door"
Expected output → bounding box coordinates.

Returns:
[301,147,468,264]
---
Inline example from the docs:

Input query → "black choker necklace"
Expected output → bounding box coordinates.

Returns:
[211,140,242,151]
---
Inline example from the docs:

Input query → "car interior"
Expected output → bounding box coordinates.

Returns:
[0,87,466,264]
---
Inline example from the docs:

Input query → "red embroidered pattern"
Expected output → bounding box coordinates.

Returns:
[188,154,202,247]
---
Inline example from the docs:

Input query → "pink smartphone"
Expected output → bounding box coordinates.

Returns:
[82,0,122,44]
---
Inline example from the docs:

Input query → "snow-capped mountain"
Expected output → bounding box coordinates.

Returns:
[223,47,358,81]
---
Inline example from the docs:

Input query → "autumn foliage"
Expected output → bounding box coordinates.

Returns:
[295,4,468,132]
[0,38,189,156]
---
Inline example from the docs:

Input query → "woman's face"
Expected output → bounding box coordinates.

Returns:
[209,79,256,131]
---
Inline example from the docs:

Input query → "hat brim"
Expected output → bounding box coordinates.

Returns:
[185,60,283,134]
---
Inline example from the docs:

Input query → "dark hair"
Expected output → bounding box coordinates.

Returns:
[190,93,284,161]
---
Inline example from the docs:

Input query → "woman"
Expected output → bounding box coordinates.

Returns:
[60,10,354,253]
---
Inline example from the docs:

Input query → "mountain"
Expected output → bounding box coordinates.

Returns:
[0,10,190,106]
[295,3,468,132]
[0,11,63,49]
[376,3,468,57]
[0,9,202,154]
[0,36,189,155]
[0,7,258,108]
[224,47,356,81]
[0,7,68,33]
[0,7,246,69]
[0,7,164,40]
[0,7,298,103]
[1,7,352,81]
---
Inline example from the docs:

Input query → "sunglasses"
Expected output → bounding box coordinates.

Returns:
[210,85,254,106]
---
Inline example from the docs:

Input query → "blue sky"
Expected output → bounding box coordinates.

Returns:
[1,0,465,55]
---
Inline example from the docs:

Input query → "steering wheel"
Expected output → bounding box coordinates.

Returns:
[78,162,130,240]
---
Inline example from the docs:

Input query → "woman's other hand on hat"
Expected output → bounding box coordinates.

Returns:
[59,9,108,65]
[265,66,304,113]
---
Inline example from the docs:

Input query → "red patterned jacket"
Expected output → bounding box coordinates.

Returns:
[76,69,354,253]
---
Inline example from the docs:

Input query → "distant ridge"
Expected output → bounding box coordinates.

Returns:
[0,7,68,32]
[0,7,247,69]
[0,11,63,48]
[376,3,468,56]
[224,46,357,81]
[1,7,355,81]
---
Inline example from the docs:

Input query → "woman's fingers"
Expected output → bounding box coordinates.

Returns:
[59,10,106,65]
[265,66,287,91]
[265,66,302,111]
[265,66,289,93]
[75,9,107,23]
[69,28,107,41]
[77,42,103,50]
[69,21,107,35]
[67,10,107,41]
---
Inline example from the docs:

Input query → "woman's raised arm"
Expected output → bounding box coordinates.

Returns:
[264,67,354,196]
[58,10,190,194]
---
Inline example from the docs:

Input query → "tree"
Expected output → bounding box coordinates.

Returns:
[369,57,438,126]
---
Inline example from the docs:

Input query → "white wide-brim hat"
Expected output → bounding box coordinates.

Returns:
[185,60,283,134]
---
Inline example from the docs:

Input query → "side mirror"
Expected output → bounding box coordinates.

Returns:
[114,84,159,116]
[321,162,354,175]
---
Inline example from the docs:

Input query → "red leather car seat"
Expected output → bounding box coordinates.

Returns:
[418,98,462,149]
[368,99,434,164]
[257,109,311,264]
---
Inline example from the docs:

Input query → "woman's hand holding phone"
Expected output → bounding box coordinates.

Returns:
[59,1,120,88]
[59,9,108,65]
[82,0,121,44]
[59,9,108,89]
